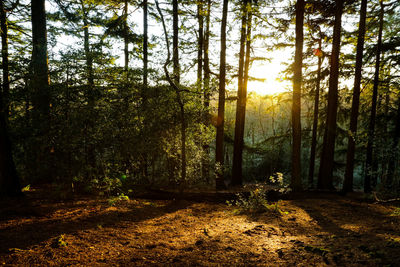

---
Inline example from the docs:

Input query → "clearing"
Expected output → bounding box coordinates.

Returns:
[1,188,400,266]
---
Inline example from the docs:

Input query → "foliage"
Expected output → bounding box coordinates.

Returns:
[21,185,31,192]
[390,207,400,217]
[107,193,130,206]
[1,0,400,196]
[52,235,68,248]
[227,186,287,215]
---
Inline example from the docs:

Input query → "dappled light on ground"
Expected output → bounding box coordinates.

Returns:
[1,191,399,266]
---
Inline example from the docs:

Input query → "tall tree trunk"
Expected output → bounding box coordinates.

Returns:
[317,0,344,190]
[31,0,51,183]
[343,0,367,193]
[155,0,185,189]
[203,0,211,110]
[291,0,304,192]
[308,38,322,188]
[142,0,149,179]
[197,0,203,92]
[143,0,148,88]
[202,0,211,181]
[215,0,229,190]
[232,0,250,186]
[1,1,10,118]
[80,0,96,177]
[365,0,384,193]
[172,0,185,187]
[173,0,179,83]
[0,1,21,197]
[81,5,94,104]
[124,0,129,80]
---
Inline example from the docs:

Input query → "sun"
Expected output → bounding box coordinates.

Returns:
[247,51,291,96]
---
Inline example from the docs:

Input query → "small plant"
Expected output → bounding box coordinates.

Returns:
[227,187,286,214]
[107,193,130,206]
[390,207,400,216]
[52,235,68,248]
[269,172,291,194]
[21,184,31,192]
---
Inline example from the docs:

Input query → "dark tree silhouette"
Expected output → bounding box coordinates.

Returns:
[291,0,305,191]
[317,0,344,190]
[343,0,368,193]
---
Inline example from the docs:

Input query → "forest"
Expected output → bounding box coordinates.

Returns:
[0,0,400,265]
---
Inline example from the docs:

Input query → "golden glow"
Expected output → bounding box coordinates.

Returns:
[247,60,291,96]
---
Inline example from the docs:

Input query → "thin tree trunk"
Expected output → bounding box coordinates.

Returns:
[215,0,229,190]
[81,5,94,105]
[0,1,10,118]
[0,1,21,197]
[317,0,344,190]
[343,0,367,193]
[203,0,211,110]
[291,0,304,191]
[171,0,185,187]
[197,0,203,92]
[31,0,51,183]
[308,38,322,188]
[143,0,148,87]
[173,0,179,83]
[365,0,384,193]
[202,0,211,181]
[81,0,96,177]
[232,0,250,186]
[124,0,129,80]
[142,0,149,179]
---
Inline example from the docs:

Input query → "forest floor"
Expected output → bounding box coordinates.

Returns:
[1,187,400,266]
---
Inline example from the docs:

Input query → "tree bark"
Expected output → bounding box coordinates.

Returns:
[215,0,229,190]
[308,38,322,188]
[31,0,51,183]
[80,0,96,177]
[172,0,185,187]
[124,0,129,79]
[343,0,367,193]
[291,0,305,192]
[232,0,250,186]
[173,0,179,83]
[1,1,10,118]
[143,0,148,87]
[365,0,384,193]
[0,0,21,197]
[317,0,344,190]
[202,0,211,181]
[197,0,203,92]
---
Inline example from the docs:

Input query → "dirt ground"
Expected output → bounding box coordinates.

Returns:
[1,188,400,266]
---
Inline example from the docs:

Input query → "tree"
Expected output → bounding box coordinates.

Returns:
[365,0,384,193]
[215,0,229,190]
[197,0,203,92]
[343,0,367,193]
[173,0,179,83]
[291,0,305,191]
[232,0,251,186]
[0,0,21,197]
[308,36,323,188]
[317,0,344,190]
[143,0,148,87]
[202,0,211,181]
[124,0,129,78]
[31,0,51,182]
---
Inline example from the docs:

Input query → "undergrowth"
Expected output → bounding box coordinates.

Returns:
[227,187,287,215]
